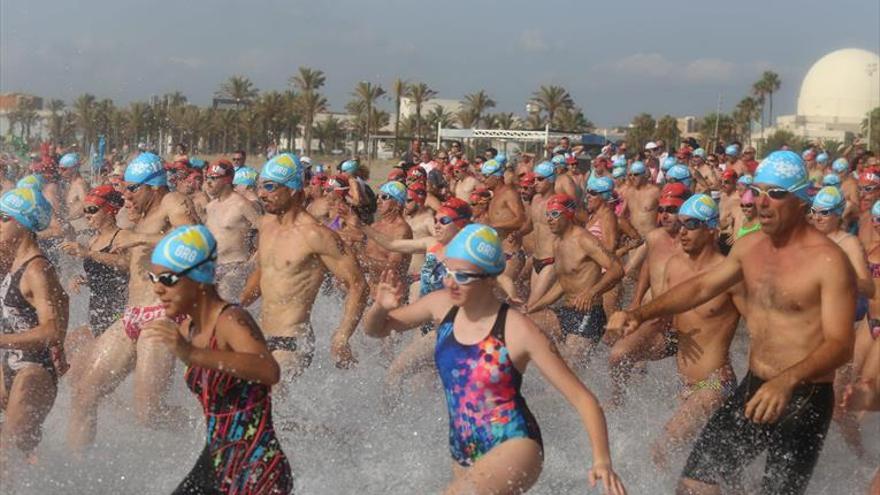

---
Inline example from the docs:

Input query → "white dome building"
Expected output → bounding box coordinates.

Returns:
[758,48,880,143]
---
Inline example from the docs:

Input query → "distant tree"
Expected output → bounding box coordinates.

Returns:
[456,108,479,129]
[349,81,386,156]
[760,71,781,126]
[73,94,97,150]
[764,129,806,153]
[313,115,346,153]
[752,78,770,138]
[216,76,259,110]
[862,107,880,152]
[734,97,760,145]
[553,107,594,133]
[494,112,520,130]
[698,112,737,150]
[391,78,408,155]
[407,82,437,144]
[654,115,680,148]
[290,67,327,155]
[462,90,496,127]
[425,106,457,140]
[46,99,67,144]
[625,113,656,152]
[531,85,574,126]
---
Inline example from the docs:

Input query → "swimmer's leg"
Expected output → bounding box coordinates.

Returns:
[0,366,57,473]
[64,324,96,384]
[133,324,184,430]
[444,438,543,495]
[384,331,436,410]
[652,388,727,470]
[67,320,136,452]
[608,318,672,407]
[624,242,647,278]
[526,263,557,309]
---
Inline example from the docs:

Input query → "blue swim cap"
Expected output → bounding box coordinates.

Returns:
[150,225,217,284]
[534,161,556,182]
[313,164,325,175]
[481,159,503,177]
[551,154,567,169]
[612,166,626,179]
[259,153,304,190]
[693,148,706,158]
[822,174,841,187]
[754,150,810,202]
[379,181,407,205]
[340,160,359,174]
[630,161,647,176]
[661,157,678,171]
[444,223,505,275]
[494,153,508,166]
[17,174,45,190]
[873,201,880,218]
[0,188,53,232]
[816,152,829,164]
[737,175,754,186]
[612,157,628,169]
[667,164,691,187]
[725,144,740,157]
[586,175,614,200]
[233,166,258,187]
[812,186,844,215]
[124,152,167,187]
[189,158,206,169]
[59,152,80,169]
[679,194,719,228]
[832,158,849,174]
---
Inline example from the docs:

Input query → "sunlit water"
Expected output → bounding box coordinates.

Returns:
[4,255,877,494]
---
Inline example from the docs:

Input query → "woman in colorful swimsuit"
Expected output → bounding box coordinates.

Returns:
[363,224,626,495]
[144,225,292,494]
[0,188,68,470]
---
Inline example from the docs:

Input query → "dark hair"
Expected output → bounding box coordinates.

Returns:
[484,147,498,157]
[233,149,246,157]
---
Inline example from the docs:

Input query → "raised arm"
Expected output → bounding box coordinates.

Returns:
[0,259,68,352]
[362,271,448,338]
[840,237,874,298]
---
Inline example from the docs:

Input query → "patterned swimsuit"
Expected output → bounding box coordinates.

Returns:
[176,307,292,495]
[434,304,542,466]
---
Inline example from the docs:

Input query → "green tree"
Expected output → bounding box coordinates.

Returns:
[313,115,346,153]
[407,82,437,144]
[698,112,737,149]
[759,71,781,126]
[456,109,479,129]
[654,115,680,148]
[46,99,66,144]
[216,75,259,109]
[256,91,288,153]
[290,67,327,155]
[752,79,769,137]
[531,85,574,126]
[73,93,97,150]
[625,113,656,151]
[462,90,496,127]
[553,107,593,133]
[391,78,408,155]
[734,97,760,144]
[494,112,519,130]
[126,102,152,149]
[348,81,386,156]
[764,129,806,153]
[862,107,880,152]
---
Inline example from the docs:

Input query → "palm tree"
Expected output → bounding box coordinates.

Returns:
[752,79,769,138]
[256,91,287,153]
[290,67,327,155]
[760,71,781,126]
[494,112,519,130]
[12,100,40,141]
[351,81,386,157]
[625,113,656,151]
[462,90,496,127]
[407,82,437,144]
[698,113,737,148]
[531,85,574,126]
[456,108,479,129]
[734,97,760,144]
[313,115,345,153]
[46,99,66,144]
[281,90,301,152]
[127,102,151,148]
[554,107,594,133]
[73,93,97,150]
[216,75,259,110]
[426,106,457,140]
[391,78,408,154]
[654,115,680,147]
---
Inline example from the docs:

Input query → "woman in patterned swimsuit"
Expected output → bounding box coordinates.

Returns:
[363,224,626,495]
[144,225,291,494]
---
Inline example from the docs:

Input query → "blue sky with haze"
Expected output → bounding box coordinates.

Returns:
[2,0,878,126]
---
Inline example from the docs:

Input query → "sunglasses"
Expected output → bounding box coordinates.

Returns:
[740,203,755,209]
[148,250,216,287]
[125,169,165,192]
[748,186,790,200]
[545,209,568,219]
[435,216,465,225]
[259,181,283,192]
[657,206,679,214]
[859,185,879,193]
[379,193,394,201]
[83,205,100,215]
[586,189,604,196]
[810,207,836,217]
[442,266,492,285]
[873,216,880,225]
[680,217,708,230]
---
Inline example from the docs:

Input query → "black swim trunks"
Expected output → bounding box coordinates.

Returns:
[682,371,833,494]
[552,304,607,344]
[532,256,555,274]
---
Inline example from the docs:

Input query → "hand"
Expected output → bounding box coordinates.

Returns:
[110,238,148,253]
[68,275,87,294]
[374,269,405,311]
[841,379,879,412]
[60,241,86,257]
[337,202,359,226]
[588,464,627,495]
[744,374,795,423]
[330,332,357,369]
[572,290,596,312]
[607,310,641,336]
[142,318,192,363]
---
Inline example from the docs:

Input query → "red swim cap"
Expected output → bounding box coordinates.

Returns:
[545,193,577,219]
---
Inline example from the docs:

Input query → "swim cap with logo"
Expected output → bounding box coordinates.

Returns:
[816,152,829,164]
[812,186,844,215]
[206,159,235,179]
[259,153,304,190]
[0,188,53,232]
[832,158,850,174]
[481,159,503,177]
[666,164,691,187]
[59,153,81,169]
[17,174,45,190]
[822,174,841,187]
[150,225,217,284]
[629,161,647,176]
[551,154,567,169]
[545,194,578,219]
[494,153,508,166]
[124,152,167,187]
[85,185,125,215]
[659,182,691,207]
[678,193,719,228]
[586,175,614,201]
[438,197,473,229]
[233,166,258,186]
[754,150,810,201]
[534,161,556,182]
[340,160,359,174]
[379,181,407,205]
[444,223,505,275]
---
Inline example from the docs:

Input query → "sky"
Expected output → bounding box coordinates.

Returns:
[1,0,878,127]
